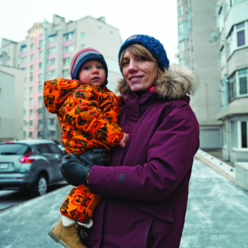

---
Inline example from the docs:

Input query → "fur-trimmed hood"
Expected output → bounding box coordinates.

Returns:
[116,64,199,100]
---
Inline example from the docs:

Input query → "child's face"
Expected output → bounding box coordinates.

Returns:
[79,60,106,87]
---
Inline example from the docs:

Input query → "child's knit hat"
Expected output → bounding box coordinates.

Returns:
[69,47,108,86]
[118,34,169,72]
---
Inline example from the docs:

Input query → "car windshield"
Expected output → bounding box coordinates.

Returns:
[0,143,31,155]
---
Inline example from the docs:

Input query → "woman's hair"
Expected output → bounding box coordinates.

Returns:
[119,44,165,84]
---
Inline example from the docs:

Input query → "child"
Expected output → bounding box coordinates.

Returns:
[44,47,129,248]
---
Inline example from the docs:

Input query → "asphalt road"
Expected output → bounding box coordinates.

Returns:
[0,158,248,248]
[0,181,68,212]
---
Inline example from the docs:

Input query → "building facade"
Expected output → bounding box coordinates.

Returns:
[177,0,223,151]
[0,15,123,142]
[215,0,248,162]
[0,66,25,141]
[177,0,248,162]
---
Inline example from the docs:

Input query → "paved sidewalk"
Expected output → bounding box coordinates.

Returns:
[0,158,248,248]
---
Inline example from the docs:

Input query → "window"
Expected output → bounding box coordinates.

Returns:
[39,51,42,58]
[81,32,85,39]
[29,98,33,105]
[30,65,33,73]
[178,6,183,17]
[37,131,43,138]
[241,121,248,148]
[30,87,33,94]
[63,45,74,53]
[30,75,33,82]
[49,118,55,125]
[179,41,184,52]
[30,54,34,61]
[21,45,27,53]
[63,33,73,41]
[179,59,184,67]
[38,96,43,104]
[236,22,245,47]
[38,73,43,81]
[39,62,42,69]
[37,144,51,154]
[231,121,248,149]
[29,132,33,138]
[48,70,56,77]
[62,69,69,77]
[228,73,236,101]
[38,85,42,92]
[48,47,56,54]
[227,22,247,57]
[7,56,10,61]
[63,58,70,65]
[24,109,26,115]
[48,58,56,65]
[218,6,224,33]
[39,40,42,47]
[49,130,56,138]
[30,43,34,50]
[38,119,42,126]
[29,109,33,116]
[238,68,248,95]
[29,120,33,126]
[48,143,62,155]
[228,68,248,101]
[23,131,26,139]
[21,57,27,63]
[38,108,42,115]
[220,46,225,68]
[178,23,183,35]
[48,36,56,43]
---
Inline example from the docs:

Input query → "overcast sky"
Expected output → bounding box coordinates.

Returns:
[0,0,179,63]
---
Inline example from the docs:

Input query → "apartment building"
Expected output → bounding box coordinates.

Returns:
[215,0,248,162]
[0,66,25,141]
[177,0,248,162]
[0,15,123,142]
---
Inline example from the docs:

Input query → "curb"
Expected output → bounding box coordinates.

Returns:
[0,184,70,215]
[195,150,236,183]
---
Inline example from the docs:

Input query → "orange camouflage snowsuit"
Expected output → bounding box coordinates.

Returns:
[44,78,124,223]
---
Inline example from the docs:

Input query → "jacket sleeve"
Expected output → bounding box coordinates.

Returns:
[89,103,199,202]
[43,78,80,114]
[64,88,124,148]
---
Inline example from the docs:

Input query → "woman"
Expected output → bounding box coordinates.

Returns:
[61,34,200,248]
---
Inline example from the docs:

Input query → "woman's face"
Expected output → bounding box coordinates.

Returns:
[122,50,158,92]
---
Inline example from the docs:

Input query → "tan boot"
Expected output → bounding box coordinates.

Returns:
[48,219,87,248]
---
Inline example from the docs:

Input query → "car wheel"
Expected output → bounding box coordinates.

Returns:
[30,174,48,197]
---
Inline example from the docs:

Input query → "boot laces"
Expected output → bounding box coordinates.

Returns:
[73,225,80,240]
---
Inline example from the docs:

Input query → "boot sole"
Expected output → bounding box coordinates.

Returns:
[48,228,70,248]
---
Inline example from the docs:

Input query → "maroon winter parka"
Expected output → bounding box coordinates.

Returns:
[84,65,200,248]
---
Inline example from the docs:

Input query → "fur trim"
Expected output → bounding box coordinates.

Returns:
[116,64,199,100]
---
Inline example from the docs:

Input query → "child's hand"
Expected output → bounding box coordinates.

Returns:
[119,133,129,148]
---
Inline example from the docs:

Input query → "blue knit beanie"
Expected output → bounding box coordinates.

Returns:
[118,34,169,72]
[69,47,108,86]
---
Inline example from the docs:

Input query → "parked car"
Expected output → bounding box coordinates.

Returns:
[0,140,66,197]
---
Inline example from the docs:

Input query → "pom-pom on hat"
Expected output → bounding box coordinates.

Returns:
[118,34,170,72]
[69,47,108,86]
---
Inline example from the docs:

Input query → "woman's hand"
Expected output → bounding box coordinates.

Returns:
[60,153,92,186]
[118,133,129,148]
